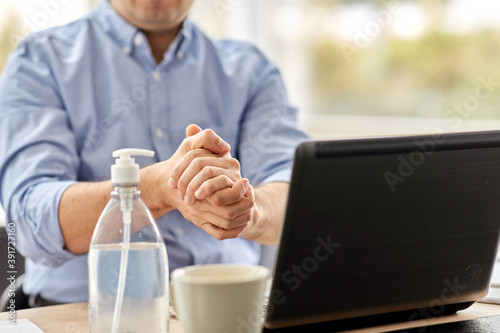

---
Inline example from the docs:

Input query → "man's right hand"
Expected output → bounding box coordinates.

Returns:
[140,125,254,240]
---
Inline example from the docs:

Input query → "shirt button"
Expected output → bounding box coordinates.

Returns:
[122,46,131,54]
[177,50,184,59]
[134,34,143,46]
[153,71,161,82]
[156,129,164,138]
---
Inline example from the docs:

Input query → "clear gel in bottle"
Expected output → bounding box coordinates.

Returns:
[88,149,169,333]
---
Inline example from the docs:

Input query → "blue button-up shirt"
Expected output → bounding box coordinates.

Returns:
[0,1,308,302]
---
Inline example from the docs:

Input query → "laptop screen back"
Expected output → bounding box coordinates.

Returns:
[265,131,500,329]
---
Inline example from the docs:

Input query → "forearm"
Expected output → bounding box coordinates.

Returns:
[58,165,177,254]
[242,182,289,245]
[59,181,112,254]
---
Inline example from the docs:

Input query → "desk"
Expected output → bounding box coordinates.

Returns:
[1,302,500,332]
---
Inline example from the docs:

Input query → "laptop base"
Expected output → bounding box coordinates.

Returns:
[263,301,475,332]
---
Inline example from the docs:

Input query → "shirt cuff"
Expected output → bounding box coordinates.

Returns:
[19,180,78,267]
[261,168,292,185]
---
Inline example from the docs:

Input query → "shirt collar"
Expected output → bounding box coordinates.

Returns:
[93,0,193,64]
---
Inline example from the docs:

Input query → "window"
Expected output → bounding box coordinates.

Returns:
[0,0,93,72]
[192,0,500,137]
[2,0,500,137]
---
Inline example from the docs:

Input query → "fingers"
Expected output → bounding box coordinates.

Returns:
[204,179,250,206]
[185,124,202,137]
[194,175,234,200]
[181,165,242,204]
[201,222,249,241]
[192,191,254,228]
[171,148,240,195]
[202,204,253,230]
[181,126,231,157]
[175,187,255,240]
[169,124,256,241]
[194,198,254,240]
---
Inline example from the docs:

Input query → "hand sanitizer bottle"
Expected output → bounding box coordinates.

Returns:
[88,149,169,333]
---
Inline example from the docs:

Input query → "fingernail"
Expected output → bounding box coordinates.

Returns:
[218,140,230,151]
[185,196,194,205]
[169,177,176,188]
[195,189,203,199]
[178,191,184,200]
[243,179,250,188]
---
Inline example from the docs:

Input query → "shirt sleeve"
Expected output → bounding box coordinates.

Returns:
[238,49,310,186]
[0,36,80,267]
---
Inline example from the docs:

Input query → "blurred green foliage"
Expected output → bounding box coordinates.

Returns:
[312,29,500,118]
[1,0,499,119]
[0,1,99,73]
[310,0,500,119]
[0,11,21,74]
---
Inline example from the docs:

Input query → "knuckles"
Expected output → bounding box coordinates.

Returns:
[203,129,216,144]
[211,196,225,207]
[204,129,215,137]
[213,231,226,241]
[221,208,237,221]
[228,158,240,170]
[220,206,253,224]
[212,227,243,241]
[185,149,205,162]
[201,181,215,195]
[201,165,217,178]
[191,157,207,170]
[242,210,253,223]
[177,178,188,192]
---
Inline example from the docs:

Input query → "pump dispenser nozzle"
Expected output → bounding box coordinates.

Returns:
[111,149,155,185]
[109,149,155,333]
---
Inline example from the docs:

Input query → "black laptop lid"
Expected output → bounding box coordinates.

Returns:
[265,130,500,330]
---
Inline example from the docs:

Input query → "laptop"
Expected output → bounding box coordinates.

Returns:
[263,130,500,332]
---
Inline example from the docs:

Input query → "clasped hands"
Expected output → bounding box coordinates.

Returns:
[159,124,254,240]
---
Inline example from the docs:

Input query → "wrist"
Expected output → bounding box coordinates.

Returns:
[140,163,175,218]
[241,195,265,242]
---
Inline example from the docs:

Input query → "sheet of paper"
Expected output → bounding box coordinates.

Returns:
[490,258,500,287]
[481,258,500,305]
[0,318,45,333]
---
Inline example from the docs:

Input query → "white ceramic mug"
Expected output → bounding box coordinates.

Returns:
[170,264,270,333]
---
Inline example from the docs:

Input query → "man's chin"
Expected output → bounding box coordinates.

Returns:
[133,11,183,31]
[144,0,165,10]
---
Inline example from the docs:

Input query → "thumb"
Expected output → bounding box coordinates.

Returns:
[186,124,202,137]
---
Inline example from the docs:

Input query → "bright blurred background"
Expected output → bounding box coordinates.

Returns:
[2,0,500,141]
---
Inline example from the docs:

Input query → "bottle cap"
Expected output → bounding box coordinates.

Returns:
[111,149,155,185]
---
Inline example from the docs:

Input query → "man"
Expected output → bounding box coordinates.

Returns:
[0,0,308,306]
